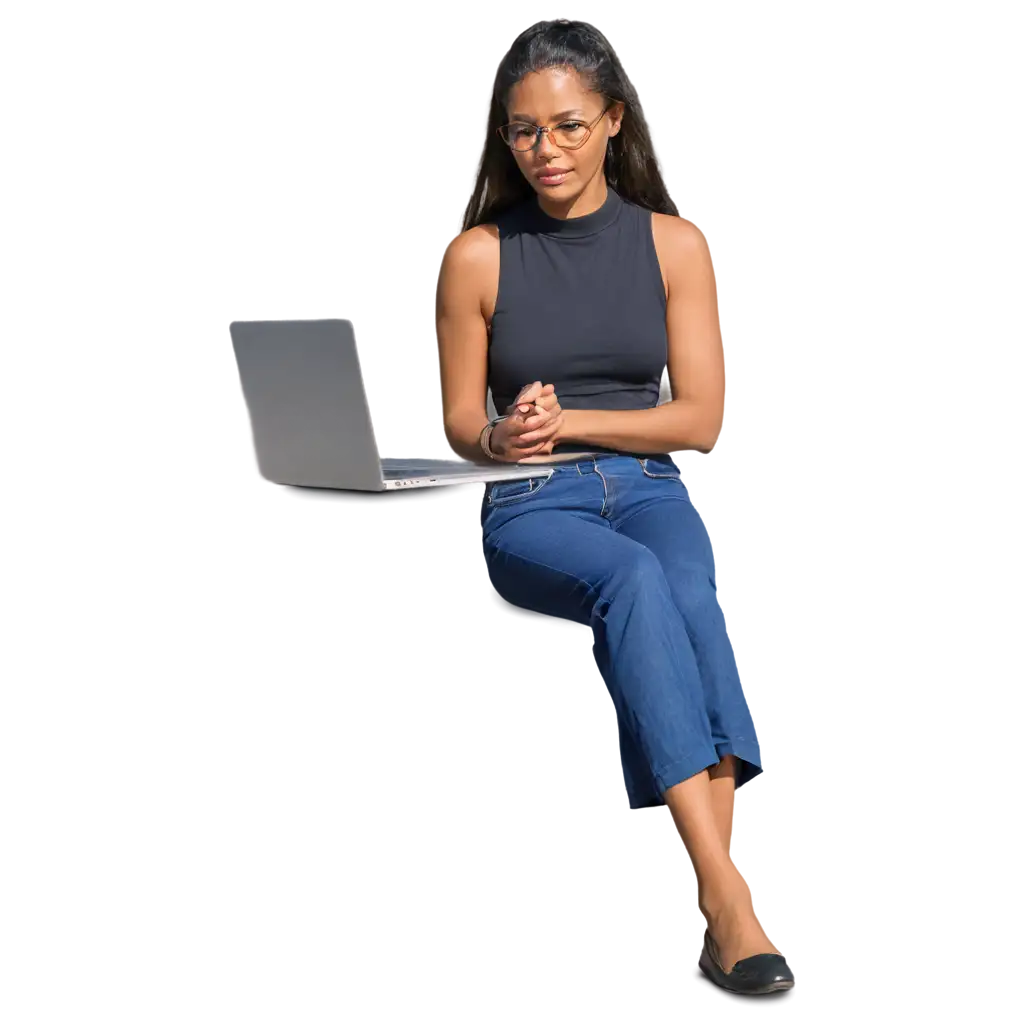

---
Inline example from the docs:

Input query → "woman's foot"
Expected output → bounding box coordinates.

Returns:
[698,928,794,994]
[700,901,778,970]
[696,884,790,995]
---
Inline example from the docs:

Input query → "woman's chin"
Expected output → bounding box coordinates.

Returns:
[533,184,583,204]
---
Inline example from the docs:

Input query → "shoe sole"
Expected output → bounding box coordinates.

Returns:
[749,978,794,995]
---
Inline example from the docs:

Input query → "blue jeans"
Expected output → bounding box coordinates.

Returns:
[479,452,762,810]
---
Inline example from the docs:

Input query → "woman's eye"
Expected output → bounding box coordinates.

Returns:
[559,122,584,130]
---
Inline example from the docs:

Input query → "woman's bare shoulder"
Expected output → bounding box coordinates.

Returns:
[651,210,708,254]
[650,212,713,297]
[438,223,500,322]
[441,221,499,270]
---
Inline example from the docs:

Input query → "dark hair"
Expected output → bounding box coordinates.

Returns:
[461,19,679,232]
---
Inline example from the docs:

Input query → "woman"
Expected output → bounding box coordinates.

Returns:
[435,19,794,995]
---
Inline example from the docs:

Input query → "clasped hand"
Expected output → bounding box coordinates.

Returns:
[490,380,564,462]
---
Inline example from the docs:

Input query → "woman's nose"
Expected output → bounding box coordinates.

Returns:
[535,130,562,157]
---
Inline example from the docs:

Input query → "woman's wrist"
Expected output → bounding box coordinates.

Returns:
[553,407,576,444]
[480,415,509,461]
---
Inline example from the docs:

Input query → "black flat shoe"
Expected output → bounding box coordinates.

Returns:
[698,928,795,995]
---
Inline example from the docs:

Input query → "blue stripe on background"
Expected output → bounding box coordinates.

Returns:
[684,464,1024,782]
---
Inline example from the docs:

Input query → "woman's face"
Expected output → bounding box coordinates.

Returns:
[504,67,623,200]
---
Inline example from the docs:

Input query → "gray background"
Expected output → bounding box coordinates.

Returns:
[2,8,1024,1024]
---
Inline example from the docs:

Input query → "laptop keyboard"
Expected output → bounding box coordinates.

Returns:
[380,458,485,479]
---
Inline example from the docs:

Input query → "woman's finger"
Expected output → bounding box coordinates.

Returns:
[518,411,563,444]
[516,380,543,404]
[521,404,551,427]
[505,428,540,452]
[524,400,560,428]
[515,381,554,408]
[507,410,541,437]
[518,434,557,458]
[526,391,560,416]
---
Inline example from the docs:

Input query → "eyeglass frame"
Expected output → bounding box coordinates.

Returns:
[497,100,616,153]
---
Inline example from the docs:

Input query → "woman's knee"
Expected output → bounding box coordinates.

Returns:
[606,545,670,594]
[665,560,719,615]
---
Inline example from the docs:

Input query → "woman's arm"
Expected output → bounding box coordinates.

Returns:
[435,233,557,463]
[556,215,726,455]
[434,225,500,464]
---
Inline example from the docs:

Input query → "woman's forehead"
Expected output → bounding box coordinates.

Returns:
[507,69,594,118]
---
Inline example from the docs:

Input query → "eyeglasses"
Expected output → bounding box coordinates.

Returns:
[498,101,614,153]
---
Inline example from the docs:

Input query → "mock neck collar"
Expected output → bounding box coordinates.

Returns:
[524,184,623,238]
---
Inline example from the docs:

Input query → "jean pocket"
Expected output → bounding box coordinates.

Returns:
[486,471,554,507]
[639,456,681,479]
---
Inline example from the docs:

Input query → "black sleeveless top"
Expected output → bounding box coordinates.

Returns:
[487,184,668,456]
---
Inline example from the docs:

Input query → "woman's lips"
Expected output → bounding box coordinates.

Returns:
[537,169,571,186]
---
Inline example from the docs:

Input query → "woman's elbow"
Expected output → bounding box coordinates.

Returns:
[688,401,720,450]
[443,410,470,443]
[438,413,458,454]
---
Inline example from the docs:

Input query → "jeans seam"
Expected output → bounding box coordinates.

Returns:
[652,751,721,791]
[641,468,682,480]
[487,472,554,508]
[592,462,609,517]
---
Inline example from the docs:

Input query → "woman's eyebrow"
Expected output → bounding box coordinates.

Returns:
[508,108,586,123]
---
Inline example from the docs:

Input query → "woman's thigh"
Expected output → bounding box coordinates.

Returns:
[480,465,665,622]
[615,492,717,587]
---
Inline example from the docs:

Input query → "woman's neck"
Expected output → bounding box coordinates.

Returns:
[536,177,609,221]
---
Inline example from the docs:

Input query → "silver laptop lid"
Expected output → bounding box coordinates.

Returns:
[230,319,386,491]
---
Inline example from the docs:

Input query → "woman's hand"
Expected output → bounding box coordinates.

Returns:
[490,380,565,461]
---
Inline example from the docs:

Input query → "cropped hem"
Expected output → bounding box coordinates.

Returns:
[625,741,763,810]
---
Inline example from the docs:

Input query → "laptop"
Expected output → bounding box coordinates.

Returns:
[229,318,555,491]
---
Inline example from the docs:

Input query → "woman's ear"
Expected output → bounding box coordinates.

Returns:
[610,101,626,137]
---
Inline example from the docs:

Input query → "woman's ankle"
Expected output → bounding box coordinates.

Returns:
[698,864,752,924]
